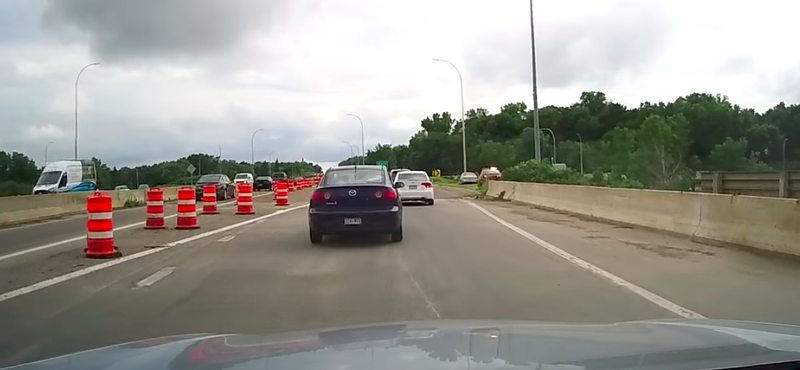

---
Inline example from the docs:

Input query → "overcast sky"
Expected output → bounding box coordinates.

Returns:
[2,0,799,169]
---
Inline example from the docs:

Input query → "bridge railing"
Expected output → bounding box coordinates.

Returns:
[693,171,800,199]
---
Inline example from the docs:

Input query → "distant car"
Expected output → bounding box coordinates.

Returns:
[308,165,403,244]
[114,185,130,191]
[479,167,502,181]
[233,173,254,184]
[195,174,236,201]
[389,168,411,182]
[271,172,288,182]
[394,171,434,205]
[459,172,478,184]
[138,184,150,190]
[254,176,273,191]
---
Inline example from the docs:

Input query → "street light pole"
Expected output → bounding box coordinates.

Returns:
[529,0,542,162]
[345,114,365,165]
[783,138,789,170]
[75,62,100,160]
[251,128,265,173]
[577,134,584,174]
[433,58,467,173]
[541,128,556,164]
[343,141,356,159]
[44,141,54,166]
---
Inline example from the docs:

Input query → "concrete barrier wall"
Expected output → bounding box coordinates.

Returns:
[487,181,800,257]
[0,187,183,227]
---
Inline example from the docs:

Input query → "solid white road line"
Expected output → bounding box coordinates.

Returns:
[133,266,175,290]
[0,192,274,262]
[466,201,707,319]
[0,204,307,303]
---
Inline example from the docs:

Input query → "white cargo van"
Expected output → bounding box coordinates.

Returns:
[32,160,87,194]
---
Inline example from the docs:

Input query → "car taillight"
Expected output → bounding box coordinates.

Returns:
[421,182,432,188]
[311,190,328,201]
[383,188,397,200]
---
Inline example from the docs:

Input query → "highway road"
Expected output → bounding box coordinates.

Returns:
[1,186,800,367]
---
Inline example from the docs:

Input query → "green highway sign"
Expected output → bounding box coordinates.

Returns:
[376,161,389,167]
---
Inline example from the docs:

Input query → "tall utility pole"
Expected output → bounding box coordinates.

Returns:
[44,141,54,166]
[529,0,541,161]
[432,58,467,173]
[74,62,100,160]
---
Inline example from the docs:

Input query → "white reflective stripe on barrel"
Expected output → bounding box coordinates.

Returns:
[87,231,113,239]
[276,196,288,200]
[177,212,196,218]
[146,213,165,218]
[203,200,217,205]
[177,199,195,205]
[237,201,253,206]
[146,201,164,206]
[87,212,112,220]
[237,193,253,197]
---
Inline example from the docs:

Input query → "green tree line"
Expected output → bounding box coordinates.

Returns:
[343,92,800,190]
[0,151,321,196]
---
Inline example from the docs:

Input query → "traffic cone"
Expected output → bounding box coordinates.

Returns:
[275,181,290,206]
[86,191,120,258]
[175,187,200,229]
[144,188,165,229]
[236,182,255,215]
[201,184,219,215]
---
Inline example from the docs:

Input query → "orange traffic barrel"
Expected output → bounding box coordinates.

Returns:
[236,182,255,215]
[275,181,290,206]
[86,191,120,258]
[201,184,219,215]
[144,188,165,229]
[175,187,199,229]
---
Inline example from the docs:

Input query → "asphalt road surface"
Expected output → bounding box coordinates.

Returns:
[1,186,799,367]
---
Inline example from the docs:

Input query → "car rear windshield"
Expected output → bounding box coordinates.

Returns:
[397,172,429,182]
[197,175,221,183]
[255,177,271,181]
[234,174,250,179]
[272,173,287,179]
[323,168,385,186]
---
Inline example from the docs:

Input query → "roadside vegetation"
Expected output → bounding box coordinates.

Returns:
[339,92,798,190]
[4,91,800,196]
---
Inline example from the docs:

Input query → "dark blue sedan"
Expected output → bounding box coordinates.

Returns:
[308,165,403,244]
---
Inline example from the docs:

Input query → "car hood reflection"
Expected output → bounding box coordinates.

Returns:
[7,319,800,370]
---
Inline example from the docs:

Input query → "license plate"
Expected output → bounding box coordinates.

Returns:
[409,185,418,189]
[344,218,362,225]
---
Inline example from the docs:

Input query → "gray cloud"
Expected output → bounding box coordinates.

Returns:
[41,0,290,63]
[464,0,671,89]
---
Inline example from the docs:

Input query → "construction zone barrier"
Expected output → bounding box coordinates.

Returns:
[275,181,290,206]
[201,184,219,215]
[86,191,120,258]
[144,188,165,230]
[236,182,255,215]
[175,187,199,229]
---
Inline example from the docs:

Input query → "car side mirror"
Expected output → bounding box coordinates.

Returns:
[394,182,404,188]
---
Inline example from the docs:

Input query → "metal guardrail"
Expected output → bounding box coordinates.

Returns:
[693,171,800,198]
